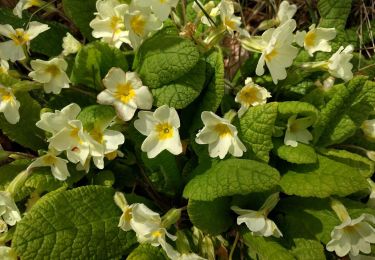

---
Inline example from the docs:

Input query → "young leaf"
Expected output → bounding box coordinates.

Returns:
[187,198,233,235]
[71,41,129,90]
[183,159,280,201]
[239,103,278,162]
[280,153,369,198]
[12,186,136,259]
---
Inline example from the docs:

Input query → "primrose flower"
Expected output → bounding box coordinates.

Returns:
[235,77,271,118]
[0,191,21,226]
[124,6,163,49]
[0,246,17,260]
[255,19,298,84]
[327,45,354,82]
[29,57,70,94]
[134,105,183,158]
[231,193,282,238]
[295,24,336,56]
[284,115,313,147]
[0,22,49,62]
[361,119,375,140]
[0,60,9,74]
[13,0,44,18]
[192,1,219,26]
[134,0,179,21]
[98,68,153,121]
[89,0,130,48]
[218,0,243,35]
[36,103,81,135]
[27,150,70,181]
[0,85,20,125]
[62,32,82,56]
[326,199,375,257]
[276,1,297,25]
[114,192,135,231]
[195,111,246,159]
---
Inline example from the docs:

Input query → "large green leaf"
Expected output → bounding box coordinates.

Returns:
[0,92,46,151]
[12,186,136,259]
[127,244,166,260]
[313,76,370,146]
[272,139,317,164]
[71,41,129,90]
[280,153,369,198]
[62,0,97,40]
[183,159,280,201]
[151,60,206,109]
[0,8,68,57]
[135,32,200,88]
[187,198,233,235]
[239,103,278,162]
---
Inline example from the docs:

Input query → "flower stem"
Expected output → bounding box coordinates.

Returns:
[229,231,240,260]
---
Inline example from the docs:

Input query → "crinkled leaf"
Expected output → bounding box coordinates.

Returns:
[239,103,278,162]
[183,159,280,201]
[0,8,68,57]
[289,239,325,260]
[151,60,206,109]
[127,244,166,260]
[135,33,200,88]
[62,0,96,40]
[273,139,317,164]
[187,198,233,235]
[0,92,46,151]
[277,101,319,120]
[313,76,369,146]
[12,186,136,259]
[280,153,369,198]
[71,41,129,90]
[242,231,294,260]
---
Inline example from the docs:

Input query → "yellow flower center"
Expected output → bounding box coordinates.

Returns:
[10,30,29,46]
[224,18,236,30]
[304,30,316,47]
[155,123,174,140]
[124,208,132,222]
[130,14,146,36]
[239,86,259,105]
[0,88,13,102]
[115,82,136,104]
[151,230,163,238]
[159,0,166,3]
[265,48,278,62]
[42,155,57,165]
[45,65,60,76]
[90,128,104,143]
[110,16,125,35]
[214,123,233,137]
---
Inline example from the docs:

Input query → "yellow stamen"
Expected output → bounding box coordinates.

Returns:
[224,18,236,30]
[265,49,278,62]
[304,31,316,47]
[45,65,60,76]
[130,14,146,36]
[155,123,174,140]
[115,82,136,104]
[10,29,29,46]
[123,208,132,222]
[110,16,125,35]
[0,88,13,102]
[239,86,259,105]
[214,123,233,137]
[152,230,163,238]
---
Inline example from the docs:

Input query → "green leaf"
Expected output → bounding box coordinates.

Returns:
[183,159,280,201]
[242,231,295,260]
[77,105,116,132]
[135,33,200,88]
[71,41,129,90]
[277,101,319,120]
[62,0,96,40]
[12,186,136,259]
[0,92,46,150]
[273,139,317,164]
[280,153,369,198]
[239,103,278,162]
[127,244,166,260]
[187,198,233,235]
[0,160,29,191]
[0,8,68,57]
[141,151,181,196]
[313,76,369,146]
[151,59,206,109]
[289,239,325,260]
